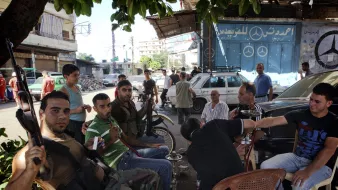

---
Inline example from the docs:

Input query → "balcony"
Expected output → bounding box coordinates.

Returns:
[22,32,77,52]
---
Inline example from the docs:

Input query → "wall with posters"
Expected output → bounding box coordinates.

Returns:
[300,23,338,73]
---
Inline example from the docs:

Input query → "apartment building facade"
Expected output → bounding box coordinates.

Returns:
[0,0,77,77]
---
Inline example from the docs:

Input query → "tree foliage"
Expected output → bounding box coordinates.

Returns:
[152,51,168,69]
[77,53,95,62]
[53,0,261,32]
[139,55,161,70]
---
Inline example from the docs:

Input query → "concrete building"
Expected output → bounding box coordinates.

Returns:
[0,0,77,78]
[137,38,165,59]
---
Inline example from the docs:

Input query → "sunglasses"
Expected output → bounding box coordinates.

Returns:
[121,88,132,92]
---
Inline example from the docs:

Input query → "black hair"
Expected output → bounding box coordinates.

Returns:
[118,74,126,79]
[62,64,79,76]
[92,93,110,105]
[312,83,335,101]
[242,82,256,96]
[180,118,200,141]
[40,91,69,111]
[118,80,132,89]
[144,69,150,73]
[302,62,309,67]
[180,72,186,78]
[181,67,186,71]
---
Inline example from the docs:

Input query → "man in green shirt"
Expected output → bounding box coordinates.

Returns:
[85,93,172,190]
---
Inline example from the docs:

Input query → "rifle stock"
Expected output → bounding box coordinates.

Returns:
[5,39,43,165]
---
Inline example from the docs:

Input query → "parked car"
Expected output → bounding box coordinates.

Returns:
[28,76,81,101]
[155,76,165,92]
[103,74,118,86]
[167,72,250,113]
[128,75,145,92]
[255,70,338,166]
[26,71,62,85]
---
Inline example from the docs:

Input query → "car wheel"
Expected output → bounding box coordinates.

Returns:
[34,95,41,101]
[192,98,206,114]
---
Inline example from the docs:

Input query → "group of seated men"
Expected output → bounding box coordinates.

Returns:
[4,76,338,190]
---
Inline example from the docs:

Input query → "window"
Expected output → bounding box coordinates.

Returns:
[227,76,242,87]
[203,76,226,88]
[62,30,70,40]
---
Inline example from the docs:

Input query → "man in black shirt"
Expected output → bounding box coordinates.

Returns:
[143,69,158,104]
[181,118,256,189]
[169,69,179,86]
[257,83,338,189]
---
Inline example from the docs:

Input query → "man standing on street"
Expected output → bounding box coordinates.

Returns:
[143,69,159,104]
[9,72,19,107]
[201,90,229,125]
[41,71,55,99]
[299,61,313,79]
[176,72,196,124]
[60,64,91,144]
[160,69,171,108]
[169,69,179,86]
[0,74,8,103]
[254,63,273,103]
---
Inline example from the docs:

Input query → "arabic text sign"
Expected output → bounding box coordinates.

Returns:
[216,24,295,42]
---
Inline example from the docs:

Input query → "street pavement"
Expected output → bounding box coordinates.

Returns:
[0,87,199,189]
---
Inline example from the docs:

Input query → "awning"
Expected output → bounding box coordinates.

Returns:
[146,10,200,39]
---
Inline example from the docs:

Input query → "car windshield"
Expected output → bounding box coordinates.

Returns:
[33,77,43,84]
[128,76,144,82]
[278,71,338,98]
[190,74,202,87]
[105,75,117,79]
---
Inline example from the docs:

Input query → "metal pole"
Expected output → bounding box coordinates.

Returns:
[208,25,212,71]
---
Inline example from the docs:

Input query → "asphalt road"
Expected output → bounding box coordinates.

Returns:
[0,87,199,189]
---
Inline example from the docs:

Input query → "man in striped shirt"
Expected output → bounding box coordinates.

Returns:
[85,93,172,190]
[201,90,229,125]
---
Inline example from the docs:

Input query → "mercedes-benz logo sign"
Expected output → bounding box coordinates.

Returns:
[315,30,338,69]
[257,46,268,57]
[243,46,254,57]
[249,26,264,41]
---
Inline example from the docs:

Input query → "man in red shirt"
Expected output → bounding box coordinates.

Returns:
[9,72,19,106]
[0,74,8,103]
[41,71,55,99]
[114,74,126,98]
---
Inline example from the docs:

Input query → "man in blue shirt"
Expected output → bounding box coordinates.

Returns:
[254,63,273,103]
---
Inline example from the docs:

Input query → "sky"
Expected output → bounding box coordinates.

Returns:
[76,1,181,62]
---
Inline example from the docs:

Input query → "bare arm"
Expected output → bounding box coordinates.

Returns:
[255,116,288,128]
[169,79,173,87]
[305,137,338,174]
[154,85,159,102]
[189,88,196,98]
[41,79,46,97]
[243,119,256,129]
[6,145,49,190]
[268,86,273,101]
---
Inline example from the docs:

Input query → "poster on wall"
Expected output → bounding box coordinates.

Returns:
[301,25,338,73]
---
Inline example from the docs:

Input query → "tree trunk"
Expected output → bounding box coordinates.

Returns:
[0,0,48,66]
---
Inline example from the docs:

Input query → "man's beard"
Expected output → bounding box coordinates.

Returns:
[46,121,65,135]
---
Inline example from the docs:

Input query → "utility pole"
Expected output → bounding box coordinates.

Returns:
[130,36,134,75]
[112,31,116,73]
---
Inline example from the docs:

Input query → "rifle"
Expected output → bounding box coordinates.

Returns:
[5,39,43,165]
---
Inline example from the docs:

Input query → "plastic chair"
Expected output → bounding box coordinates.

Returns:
[285,130,338,190]
[212,169,286,190]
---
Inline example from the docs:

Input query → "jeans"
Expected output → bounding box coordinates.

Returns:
[177,108,191,124]
[261,153,332,190]
[117,146,172,190]
[138,134,165,144]
[255,96,268,103]
[160,89,168,106]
